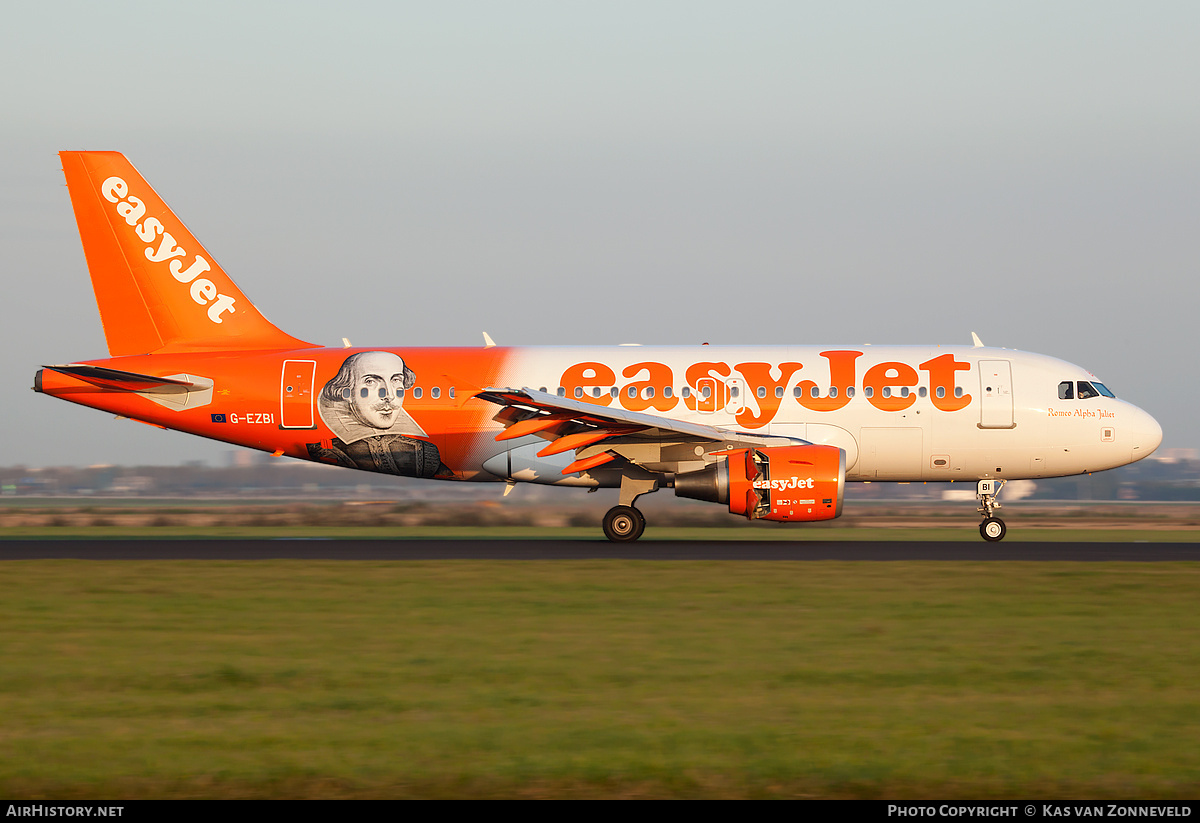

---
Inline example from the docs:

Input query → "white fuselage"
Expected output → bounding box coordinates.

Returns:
[477,345,1162,485]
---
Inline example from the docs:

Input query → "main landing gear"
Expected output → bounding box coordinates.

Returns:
[603,505,645,542]
[977,479,1007,542]
[602,475,658,542]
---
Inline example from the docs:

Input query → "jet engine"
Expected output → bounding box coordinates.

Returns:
[674,444,845,521]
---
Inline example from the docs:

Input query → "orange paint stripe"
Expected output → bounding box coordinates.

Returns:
[561,451,615,475]
[537,429,615,457]
[495,413,575,441]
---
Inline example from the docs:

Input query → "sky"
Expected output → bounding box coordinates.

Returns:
[2,1,1198,467]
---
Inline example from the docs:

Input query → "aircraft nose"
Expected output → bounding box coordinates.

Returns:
[1128,406,1163,463]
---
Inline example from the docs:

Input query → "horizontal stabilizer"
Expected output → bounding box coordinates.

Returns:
[42,364,196,392]
[38,363,215,411]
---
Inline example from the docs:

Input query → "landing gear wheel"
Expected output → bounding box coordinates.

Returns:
[980,516,1007,542]
[603,505,645,543]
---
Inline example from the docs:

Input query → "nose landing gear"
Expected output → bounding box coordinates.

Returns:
[977,479,1007,542]
[980,516,1006,541]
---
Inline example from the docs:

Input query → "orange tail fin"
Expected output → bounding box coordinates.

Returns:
[60,151,318,355]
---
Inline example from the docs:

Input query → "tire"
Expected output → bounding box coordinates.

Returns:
[980,516,1007,542]
[603,505,645,543]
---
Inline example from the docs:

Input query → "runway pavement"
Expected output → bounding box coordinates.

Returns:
[1,538,1198,560]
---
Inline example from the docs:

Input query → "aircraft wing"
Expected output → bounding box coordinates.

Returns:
[475,387,807,475]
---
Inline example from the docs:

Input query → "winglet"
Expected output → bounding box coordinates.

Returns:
[482,332,496,348]
[971,332,985,348]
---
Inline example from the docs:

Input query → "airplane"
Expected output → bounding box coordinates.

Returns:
[35,151,1163,542]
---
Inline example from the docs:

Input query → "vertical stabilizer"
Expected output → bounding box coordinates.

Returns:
[60,151,318,355]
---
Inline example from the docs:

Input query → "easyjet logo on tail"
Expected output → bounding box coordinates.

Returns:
[101,176,237,324]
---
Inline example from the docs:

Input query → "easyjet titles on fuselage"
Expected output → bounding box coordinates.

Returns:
[556,351,972,429]
[100,176,237,324]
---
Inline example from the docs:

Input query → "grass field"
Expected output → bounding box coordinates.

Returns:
[2,558,1198,798]
[2,499,1198,542]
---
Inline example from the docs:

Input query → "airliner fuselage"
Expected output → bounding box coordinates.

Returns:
[36,152,1163,542]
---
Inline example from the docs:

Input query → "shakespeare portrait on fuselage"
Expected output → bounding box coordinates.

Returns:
[35,152,1163,541]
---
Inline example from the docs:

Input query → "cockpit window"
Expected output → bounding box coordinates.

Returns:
[1060,379,1116,400]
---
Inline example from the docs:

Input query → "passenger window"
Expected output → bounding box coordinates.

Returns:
[413,387,423,399]
[846,387,855,398]
[793,386,803,398]
[431,387,440,399]
[556,387,565,397]
[775,386,784,398]
[1059,381,1074,400]
[682,386,691,398]
[702,386,712,399]
[829,387,838,398]
[757,386,767,399]
[664,386,673,398]
[574,387,583,398]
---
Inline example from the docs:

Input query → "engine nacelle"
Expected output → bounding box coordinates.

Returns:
[674,444,845,522]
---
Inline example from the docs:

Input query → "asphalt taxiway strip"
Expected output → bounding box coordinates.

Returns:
[0,539,1198,560]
